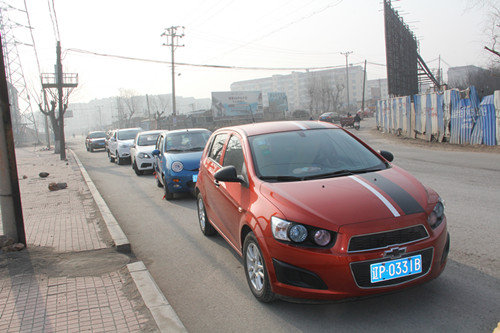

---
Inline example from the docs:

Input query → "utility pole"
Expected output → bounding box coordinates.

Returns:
[341,51,353,110]
[41,42,78,160]
[361,60,367,112]
[0,36,26,245]
[146,94,152,127]
[56,42,66,160]
[161,26,185,118]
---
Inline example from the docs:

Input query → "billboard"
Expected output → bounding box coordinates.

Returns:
[268,92,288,114]
[211,91,263,118]
[383,0,418,97]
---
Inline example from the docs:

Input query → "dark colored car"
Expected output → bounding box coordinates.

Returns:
[195,121,449,302]
[152,129,211,200]
[319,112,340,123]
[85,131,106,152]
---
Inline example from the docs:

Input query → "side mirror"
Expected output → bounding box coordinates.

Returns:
[379,150,394,162]
[152,149,160,156]
[214,166,242,183]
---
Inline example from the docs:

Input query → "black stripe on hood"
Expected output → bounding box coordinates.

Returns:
[359,173,424,215]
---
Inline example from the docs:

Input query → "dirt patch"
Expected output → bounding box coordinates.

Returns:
[0,247,133,278]
[369,127,500,153]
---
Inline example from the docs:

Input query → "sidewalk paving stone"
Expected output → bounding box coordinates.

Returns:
[0,148,158,332]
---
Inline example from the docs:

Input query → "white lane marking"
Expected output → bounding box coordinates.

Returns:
[349,175,401,217]
[292,122,307,130]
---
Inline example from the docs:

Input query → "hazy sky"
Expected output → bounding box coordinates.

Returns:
[4,0,496,103]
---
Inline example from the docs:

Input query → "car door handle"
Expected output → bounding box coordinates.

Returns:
[214,180,220,187]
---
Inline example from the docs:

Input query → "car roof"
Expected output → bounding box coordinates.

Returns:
[138,130,165,136]
[164,128,210,135]
[89,131,105,134]
[217,121,339,137]
[117,127,142,132]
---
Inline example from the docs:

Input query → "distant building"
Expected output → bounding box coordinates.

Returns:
[66,94,211,135]
[230,66,368,112]
[447,65,489,86]
[366,78,389,100]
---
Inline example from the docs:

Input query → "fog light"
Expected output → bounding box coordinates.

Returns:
[313,230,331,246]
[289,225,307,243]
[173,179,180,182]
[173,184,181,188]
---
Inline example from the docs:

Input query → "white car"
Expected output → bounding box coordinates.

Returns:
[130,130,165,175]
[108,127,142,165]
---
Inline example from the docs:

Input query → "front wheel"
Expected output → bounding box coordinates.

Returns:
[133,160,143,175]
[163,175,174,200]
[108,151,115,163]
[243,232,275,303]
[197,193,215,236]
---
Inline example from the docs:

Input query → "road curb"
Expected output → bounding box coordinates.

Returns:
[127,262,187,332]
[69,149,131,253]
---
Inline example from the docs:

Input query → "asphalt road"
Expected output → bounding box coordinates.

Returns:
[70,124,500,333]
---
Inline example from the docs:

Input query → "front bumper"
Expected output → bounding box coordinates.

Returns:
[90,140,106,149]
[261,216,449,300]
[117,146,132,159]
[166,171,198,193]
[136,156,155,171]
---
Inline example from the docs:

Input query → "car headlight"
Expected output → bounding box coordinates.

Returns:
[313,229,331,246]
[270,216,334,247]
[138,152,150,159]
[171,161,183,172]
[428,198,445,229]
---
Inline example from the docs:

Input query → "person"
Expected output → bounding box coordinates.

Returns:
[354,112,361,123]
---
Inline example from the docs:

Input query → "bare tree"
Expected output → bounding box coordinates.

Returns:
[306,75,345,116]
[150,95,171,129]
[117,88,139,127]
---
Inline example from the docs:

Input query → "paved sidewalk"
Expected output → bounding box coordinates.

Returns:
[0,148,158,332]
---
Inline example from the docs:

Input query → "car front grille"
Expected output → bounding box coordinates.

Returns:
[348,225,429,253]
[350,247,434,288]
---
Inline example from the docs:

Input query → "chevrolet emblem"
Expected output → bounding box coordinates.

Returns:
[384,247,406,259]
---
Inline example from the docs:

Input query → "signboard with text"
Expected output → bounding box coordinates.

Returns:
[211,91,263,118]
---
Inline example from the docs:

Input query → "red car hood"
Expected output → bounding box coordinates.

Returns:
[259,166,428,232]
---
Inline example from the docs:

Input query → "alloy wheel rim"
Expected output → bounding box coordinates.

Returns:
[198,198,206,230]
[246,243,264,292]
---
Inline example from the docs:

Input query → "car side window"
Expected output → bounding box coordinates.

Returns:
[222,135,247,181]
[208,133,228,164]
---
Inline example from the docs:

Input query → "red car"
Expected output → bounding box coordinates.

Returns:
[195,121,449,302]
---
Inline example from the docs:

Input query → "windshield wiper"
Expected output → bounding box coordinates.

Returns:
[302,169,354,180]
[260,175,303,182]
[166,149,185,152]
[303,167,385,180]
[186,147,205,151]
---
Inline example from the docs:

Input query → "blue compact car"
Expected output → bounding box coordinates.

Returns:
[152,128,211,200]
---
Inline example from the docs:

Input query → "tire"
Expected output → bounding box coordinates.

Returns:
[197,193,215,236]
[243,232,275,303]
[116,152,123,165]
[90,146,94,152]
[163,175,174,200]
[133,161,143,175]
[86,145,90,151]
[108,151,115,163]
[155,171,163,187]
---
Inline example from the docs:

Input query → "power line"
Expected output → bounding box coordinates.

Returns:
[65,48,350,71]
[206,0,344,62]
[46,0,58,41]
[51,0,60,39]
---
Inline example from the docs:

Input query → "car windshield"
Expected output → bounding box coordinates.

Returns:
[89,132,106,138]
[249,128,387,181]
[165,131,211,152]
[138,132,162,146]
[118,129,140,140]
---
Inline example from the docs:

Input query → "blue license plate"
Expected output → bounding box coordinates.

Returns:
[370,255,422,283]
[192,174,198,182]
